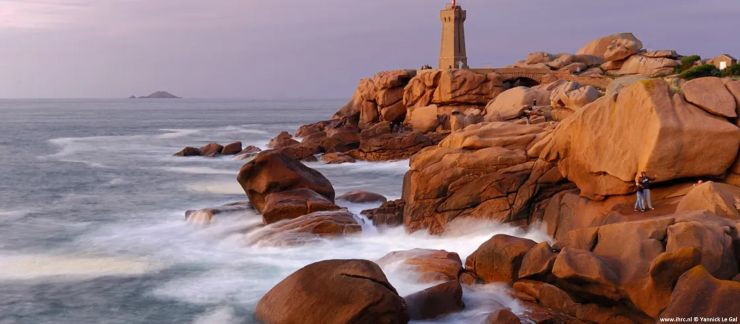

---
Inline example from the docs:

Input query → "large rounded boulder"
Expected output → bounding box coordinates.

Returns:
[675,181,740,220]
[465,234,537,284]
[484,86,550,121]
[237,150,335,215]
[544,79,740,199]
[661,266,740,319]
[255,259,409,324]
[576,32,643,61]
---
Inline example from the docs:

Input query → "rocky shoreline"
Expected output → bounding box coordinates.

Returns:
[179,33,740,323]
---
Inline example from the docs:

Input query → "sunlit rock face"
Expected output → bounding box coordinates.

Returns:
[543,79,740,199]
[402,121,570,233]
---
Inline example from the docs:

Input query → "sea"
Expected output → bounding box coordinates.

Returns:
[0,99,550,324]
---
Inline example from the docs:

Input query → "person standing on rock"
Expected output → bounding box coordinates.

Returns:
[633,179,645,212]
[639,171,656,210]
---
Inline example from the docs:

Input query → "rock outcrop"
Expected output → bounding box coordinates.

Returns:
[661,266,740,319]
[577,33,643,62]
[255,259,409,323]
[548,81,600,111]
[675,181,740,219]
[236,150,336,223]
[544,79,740,199]
[403,121,570,233]
[464,234,537,284]
[247,32,740,324]
[483,86,550,121]
[681,77,738,118]
[349,122,443,161]
[533,207,739,318]
[337,70,417,127]
[615,55,679,77]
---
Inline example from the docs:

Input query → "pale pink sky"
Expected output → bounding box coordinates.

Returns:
[0,0,738,98]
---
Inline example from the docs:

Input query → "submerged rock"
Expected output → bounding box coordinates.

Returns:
[337,190,388,204]
[173,146,201,157]
[268,131,299,149]
[200,142,224,157]
[247,209,361,246]
[321,152,356,164]
[184,208,215,225]
[255,259,409,323]
[361,199,405,227]
[377,249,462,283]
[404,280,464,320]
[262,188,339,223]
[220,141,242,155]
[485,309,521,324]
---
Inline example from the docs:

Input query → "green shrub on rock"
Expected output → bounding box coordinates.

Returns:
[675,55,701,73]
[720,64,740,77]
[679,64,719,80]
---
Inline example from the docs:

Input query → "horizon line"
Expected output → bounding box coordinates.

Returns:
[0,97,349,101]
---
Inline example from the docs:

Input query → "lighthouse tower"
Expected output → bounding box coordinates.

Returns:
[439,0,468,70]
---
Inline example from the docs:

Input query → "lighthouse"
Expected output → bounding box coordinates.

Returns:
[439,0,468,70]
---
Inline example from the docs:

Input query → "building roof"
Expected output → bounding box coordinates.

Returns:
[713,53,737,61]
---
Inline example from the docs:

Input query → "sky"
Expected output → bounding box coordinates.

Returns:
[0,0,739,99]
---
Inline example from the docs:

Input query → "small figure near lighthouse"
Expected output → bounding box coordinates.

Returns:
[439,0,468,70]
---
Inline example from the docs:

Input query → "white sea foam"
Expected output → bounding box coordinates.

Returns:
[0,209,35,222]
[157,128,201,139]
[40,129,541,322]
[309,159,410,174]
[192,306,238,324]
[186,180,244,194]
[0,254,162,281]
[159,166,236,175]
[133,205,548,323]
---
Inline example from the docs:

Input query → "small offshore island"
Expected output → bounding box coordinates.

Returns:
[129,91,180,99]
[174,1,740,323]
